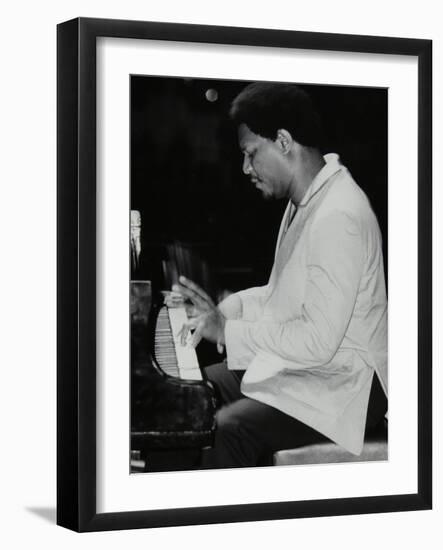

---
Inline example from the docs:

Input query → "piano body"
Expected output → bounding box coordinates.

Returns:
[130,210,218,472]
[130,281,217,472]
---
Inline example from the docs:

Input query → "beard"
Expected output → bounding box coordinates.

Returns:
[255,182,273,200]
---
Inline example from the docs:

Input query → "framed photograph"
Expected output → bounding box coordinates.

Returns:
[57,17,432,532]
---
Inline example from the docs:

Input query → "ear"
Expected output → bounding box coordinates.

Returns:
[276,129,293,155]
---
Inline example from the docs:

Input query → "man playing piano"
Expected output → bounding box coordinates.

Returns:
[174,82,388,469]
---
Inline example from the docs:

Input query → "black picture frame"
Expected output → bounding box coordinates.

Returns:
[57,17,432,532]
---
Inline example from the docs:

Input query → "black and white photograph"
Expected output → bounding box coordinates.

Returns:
[129,76,389,474]
[55,17,431,532]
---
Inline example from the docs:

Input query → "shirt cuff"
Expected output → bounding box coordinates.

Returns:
[217,293,243,320]
[224,319,256,370]
[235,288,267,321]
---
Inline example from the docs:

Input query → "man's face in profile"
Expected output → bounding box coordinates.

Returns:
[238,123,291,201]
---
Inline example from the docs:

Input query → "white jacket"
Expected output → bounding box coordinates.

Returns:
[221,154,388,455]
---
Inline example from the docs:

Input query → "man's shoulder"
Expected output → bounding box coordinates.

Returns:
[321,168,372,216]
[311,168,378,235]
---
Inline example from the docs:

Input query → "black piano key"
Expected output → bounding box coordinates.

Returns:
[154,306,180,377]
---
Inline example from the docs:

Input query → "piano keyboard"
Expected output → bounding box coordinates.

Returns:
[154,306,202,380]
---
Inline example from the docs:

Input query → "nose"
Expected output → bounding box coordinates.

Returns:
[242,154,252,175]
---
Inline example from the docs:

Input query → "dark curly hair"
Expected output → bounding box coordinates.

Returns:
[230,82,324,148]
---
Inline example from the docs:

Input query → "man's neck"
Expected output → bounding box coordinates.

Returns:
[289,148,326,206]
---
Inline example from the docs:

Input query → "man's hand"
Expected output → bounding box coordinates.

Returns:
[173,276,226,353]
[162,290,185,308]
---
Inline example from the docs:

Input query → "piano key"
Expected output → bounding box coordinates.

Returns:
[165,306,201,379]
[153,305,202,381]
[180,368,203,380]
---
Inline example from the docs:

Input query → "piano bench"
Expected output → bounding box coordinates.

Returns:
[273,438,387,466]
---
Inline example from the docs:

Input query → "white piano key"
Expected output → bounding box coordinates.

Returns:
[167,307,201,379]
[180,368,203,381]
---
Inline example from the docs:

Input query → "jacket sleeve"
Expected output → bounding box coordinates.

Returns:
[218,285,269,321]
[224,211,365,369]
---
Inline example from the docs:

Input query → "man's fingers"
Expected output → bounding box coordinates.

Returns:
[178,323,189,346]
[178,319,197,346]
[164,291,185,308]
[173,276,215,309]
[179,276,214,303]
[185,304,198,319]
[191,321,204,348]
[172,284,207,310]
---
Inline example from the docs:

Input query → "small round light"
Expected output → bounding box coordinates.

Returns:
[205,88,218,102]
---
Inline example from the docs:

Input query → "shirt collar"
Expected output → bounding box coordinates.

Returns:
[298,153,342,207]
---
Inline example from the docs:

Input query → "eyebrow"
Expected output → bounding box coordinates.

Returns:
[240,144,254,154]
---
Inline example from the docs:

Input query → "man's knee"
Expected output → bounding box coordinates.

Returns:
[211,400,269,467]
[215,405,242,436]
[204,362,244,406]
[215,398,262,438]
[204,362,227,382]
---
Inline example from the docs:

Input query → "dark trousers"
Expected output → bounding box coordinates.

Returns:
[201,362,387,469]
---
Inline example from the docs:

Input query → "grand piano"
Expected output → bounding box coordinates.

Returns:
[130,212,218,473]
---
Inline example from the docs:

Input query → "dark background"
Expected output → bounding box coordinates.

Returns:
[131,75,387,301]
